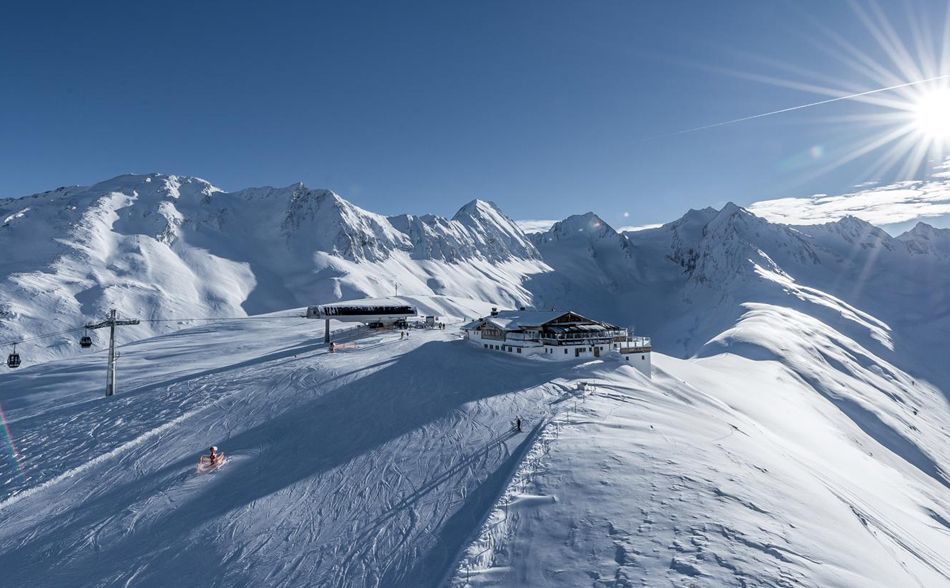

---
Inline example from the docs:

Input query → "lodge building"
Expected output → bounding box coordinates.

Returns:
[462,308,651,376]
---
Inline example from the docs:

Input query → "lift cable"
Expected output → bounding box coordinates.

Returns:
[141,315,304,323]
[0,326,88,347]
[1,314,306,347]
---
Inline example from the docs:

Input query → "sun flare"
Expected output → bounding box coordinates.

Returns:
[913,88,950,139]
[710,2,950,181]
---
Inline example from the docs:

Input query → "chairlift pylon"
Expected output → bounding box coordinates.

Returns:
[7,343,21,369]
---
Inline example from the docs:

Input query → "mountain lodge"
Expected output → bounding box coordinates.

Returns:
[462,308,651,376]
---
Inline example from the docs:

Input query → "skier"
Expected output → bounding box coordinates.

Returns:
[208,446,219,464]
[515,417,522,432]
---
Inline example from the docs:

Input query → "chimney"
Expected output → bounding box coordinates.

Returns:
[490,307,498,316]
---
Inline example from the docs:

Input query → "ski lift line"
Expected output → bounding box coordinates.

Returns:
[0,326,88,347]
[0,315,306,347]
[141,315,305,322]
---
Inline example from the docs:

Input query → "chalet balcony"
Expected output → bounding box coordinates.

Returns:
[539,330,630,346]
[619,336,652,353]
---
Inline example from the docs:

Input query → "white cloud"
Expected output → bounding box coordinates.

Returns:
[515,219,557,234]
[619,223,663,232]
[749,160,950,228]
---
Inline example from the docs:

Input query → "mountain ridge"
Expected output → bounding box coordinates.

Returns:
[2,171,950,385]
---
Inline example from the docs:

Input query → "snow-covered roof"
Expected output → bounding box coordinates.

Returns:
[547,323,609,333]
[320,296,413,309]
[312,296,417,318]
[462,309,607,332]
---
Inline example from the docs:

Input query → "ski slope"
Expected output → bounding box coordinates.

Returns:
[2,302,947,586]
[0,310,576,586]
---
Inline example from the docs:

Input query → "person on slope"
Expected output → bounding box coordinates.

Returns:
[208,445,220,464]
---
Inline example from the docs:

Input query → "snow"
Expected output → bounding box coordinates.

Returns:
[2,301,947,585]
[454,353,948,587]
[0,175,548,365]
[1,172,949,586]
[0,308,567,586]
[898,222,950,258]
[465,310,579,332]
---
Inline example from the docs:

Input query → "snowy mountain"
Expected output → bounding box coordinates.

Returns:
[0,175,547,362]
[1,173,948,586]
[898,221,950,258]
[5,172,945,370]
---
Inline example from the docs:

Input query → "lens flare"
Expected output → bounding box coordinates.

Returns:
[0,402,23,475]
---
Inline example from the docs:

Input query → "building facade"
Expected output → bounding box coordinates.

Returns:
[462,308,651,376]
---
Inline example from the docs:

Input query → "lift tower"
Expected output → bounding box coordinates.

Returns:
[85,309,140,396]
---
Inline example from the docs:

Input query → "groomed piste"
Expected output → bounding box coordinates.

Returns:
[0,294,946,586]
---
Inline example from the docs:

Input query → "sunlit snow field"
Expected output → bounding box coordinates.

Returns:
[1,301,946,587]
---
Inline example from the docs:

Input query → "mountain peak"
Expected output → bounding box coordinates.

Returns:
[719,201,742,215]
[82,173,222,203]
[448,198,539,261]
[452,198,502,220]
[898,221,950,257]
[545,212,618,238]
[903,221,941,236]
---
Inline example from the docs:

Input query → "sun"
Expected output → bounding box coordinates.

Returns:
[913,89,950,139]
[704,2,950,181]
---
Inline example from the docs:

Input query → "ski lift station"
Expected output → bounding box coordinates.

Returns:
[462,308,652,376]
[306,298,417,326]
[306,297,418,341]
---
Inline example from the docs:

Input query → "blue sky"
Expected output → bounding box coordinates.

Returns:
[2,1,949,227]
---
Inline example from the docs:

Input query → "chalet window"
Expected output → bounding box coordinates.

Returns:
[480,327,505,341]
[517,348,521,354]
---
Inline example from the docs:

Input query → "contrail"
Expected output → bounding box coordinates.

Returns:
[664,73,950,137]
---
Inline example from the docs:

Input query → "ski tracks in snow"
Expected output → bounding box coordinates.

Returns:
[0,328,571,587]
